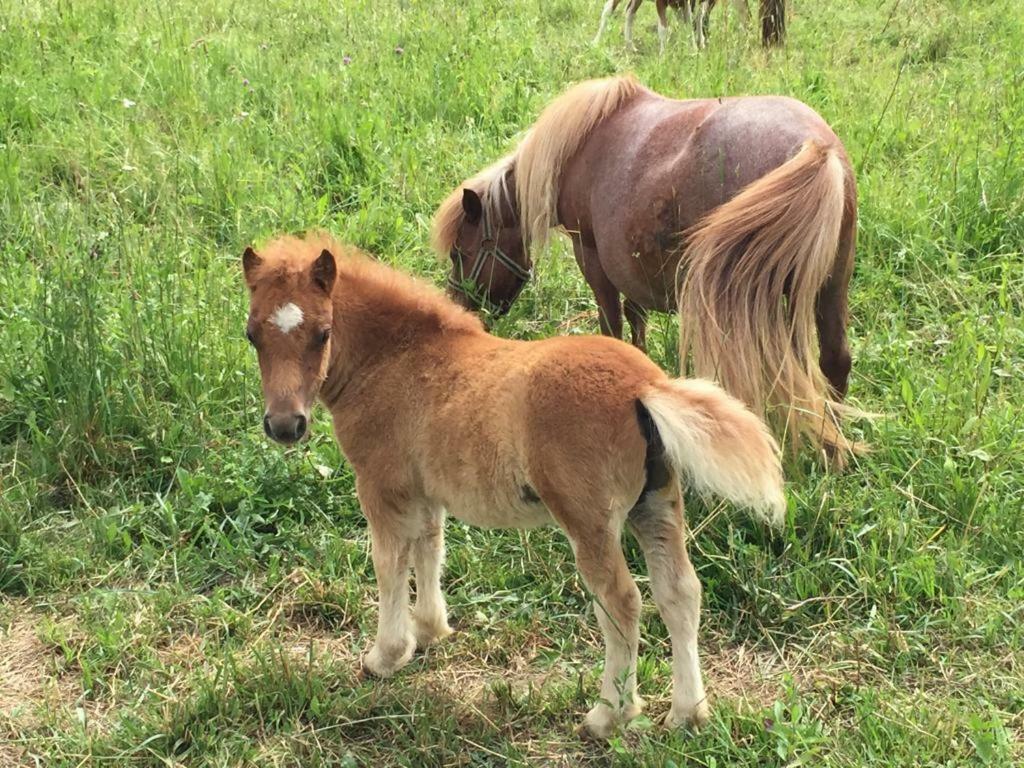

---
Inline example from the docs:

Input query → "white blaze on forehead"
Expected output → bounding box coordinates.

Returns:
[270,302,304,334]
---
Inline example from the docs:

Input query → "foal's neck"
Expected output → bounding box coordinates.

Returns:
[318,264,483,408]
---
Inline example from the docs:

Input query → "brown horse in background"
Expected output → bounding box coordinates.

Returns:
[593,0,784,51]
[433,75,856,466]
[242,233,785,739]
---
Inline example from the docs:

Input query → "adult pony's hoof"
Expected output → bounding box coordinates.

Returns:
[412,612,453,649]
[666,699,711,731]
[361,636,415,678]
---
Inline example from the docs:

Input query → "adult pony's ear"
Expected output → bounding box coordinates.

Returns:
[461,188,483,224]
[242,246,262,284]
[312,249,337,294]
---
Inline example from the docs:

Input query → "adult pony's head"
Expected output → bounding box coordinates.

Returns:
[432,158,531,316]
[432,75,641,316]
[242,238,337,444]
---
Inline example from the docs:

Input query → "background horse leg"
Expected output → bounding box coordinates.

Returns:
[655,0,670,52]
[573,238,623,338]
[624,0,643,49]
[816,214,855,399]
[760,0,785,46]
[676,1,696,47]
[628,480,709,730]
[731,0,750,25]
[695,0,712,48]
[411,505,453,649]
[593,0,623,44]
[624,299,648,351]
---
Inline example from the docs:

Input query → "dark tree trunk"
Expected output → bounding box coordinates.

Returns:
[760,0,785,47]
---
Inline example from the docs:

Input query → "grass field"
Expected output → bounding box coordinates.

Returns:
[1,0,1023,764]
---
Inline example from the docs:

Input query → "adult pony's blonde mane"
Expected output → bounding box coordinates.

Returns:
[257,233,483,334]
[432,75,642,254]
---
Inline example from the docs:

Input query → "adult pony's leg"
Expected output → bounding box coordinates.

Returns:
[566,520,643,738]
[411,506,453,648]
[624,299,648,351]
[628,481,710,730]
[655,0,671,52]
[624,0,643,49]
[816,206,856,399]
[572,237,623,339]
[361,489,416,677]
[593,0,623,44]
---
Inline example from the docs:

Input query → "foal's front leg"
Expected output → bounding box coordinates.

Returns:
[362,503,416,677]
[412,507,453,648]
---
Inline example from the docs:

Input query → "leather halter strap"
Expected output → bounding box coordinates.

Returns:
[447,210,532,312]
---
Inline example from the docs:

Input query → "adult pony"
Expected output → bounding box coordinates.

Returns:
[433,75,856,465]
[242,233,785,738]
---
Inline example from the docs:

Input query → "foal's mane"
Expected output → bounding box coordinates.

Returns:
[258,233,483,334]
[431,74,642,254]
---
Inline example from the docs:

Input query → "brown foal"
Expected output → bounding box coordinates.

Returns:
[243,233,786,738]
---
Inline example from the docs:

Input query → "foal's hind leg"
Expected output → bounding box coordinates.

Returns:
[412,506,453,648]
[628,481,710,731]
[554,504,642,738]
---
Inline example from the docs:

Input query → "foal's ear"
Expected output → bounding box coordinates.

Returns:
[461,188,483,224]
[311,249,337,294]
[242,247,262,282]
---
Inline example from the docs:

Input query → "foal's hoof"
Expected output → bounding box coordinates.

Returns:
[666,699,711,732]
[579,699,644,740]
[360,638,414,679]
[412,613,454,649]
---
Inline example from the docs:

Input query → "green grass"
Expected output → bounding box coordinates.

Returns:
[1,0,1022,764]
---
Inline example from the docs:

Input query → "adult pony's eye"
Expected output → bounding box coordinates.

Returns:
[316,327,331,346]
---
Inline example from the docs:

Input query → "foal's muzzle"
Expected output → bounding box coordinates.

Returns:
[264,411,308,444]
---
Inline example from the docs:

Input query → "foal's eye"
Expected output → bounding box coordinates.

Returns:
[316,328,331,346]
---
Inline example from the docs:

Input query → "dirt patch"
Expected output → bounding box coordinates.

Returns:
[0,612,111,736]
[0,617,65,720]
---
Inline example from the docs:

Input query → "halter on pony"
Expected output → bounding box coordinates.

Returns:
[446,209,532,314]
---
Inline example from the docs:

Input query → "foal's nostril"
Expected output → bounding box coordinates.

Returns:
[293,413,307,439]
[263,414,272,438]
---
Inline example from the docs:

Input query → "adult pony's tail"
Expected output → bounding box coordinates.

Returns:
[678,139,857,465]
[640,378,786,528]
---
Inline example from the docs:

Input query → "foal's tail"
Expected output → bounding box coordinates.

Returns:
[640,378,786,528]
[678,139,856,462]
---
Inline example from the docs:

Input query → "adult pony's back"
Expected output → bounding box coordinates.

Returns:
[435,75,859,465]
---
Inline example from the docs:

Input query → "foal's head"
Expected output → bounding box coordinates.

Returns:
[242,244,337,444]
[445,188,531,316]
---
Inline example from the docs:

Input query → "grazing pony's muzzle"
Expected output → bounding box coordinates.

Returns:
[264,411,308,444]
